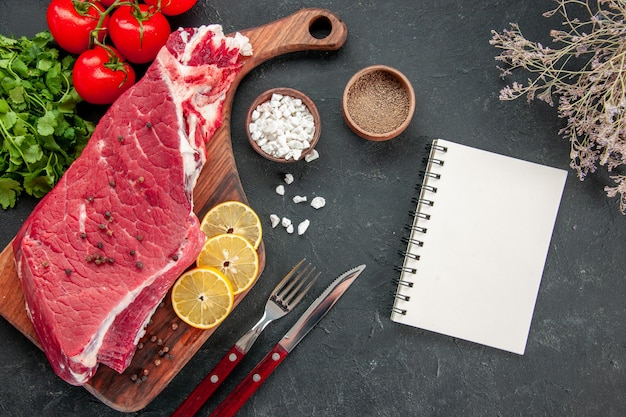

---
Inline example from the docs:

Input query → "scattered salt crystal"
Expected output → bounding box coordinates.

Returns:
[270,214,280,228]
[297,219,310,235]
[275,185,285,195]
[310,196,326,209]
[304,149,319,162]
[281,217,292,228]
[293,195,307,204]
[286,224,294,234]
[284,173,294,184]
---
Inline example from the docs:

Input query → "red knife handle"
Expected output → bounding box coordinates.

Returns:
[172,345,246,417]
[209,344,289,417]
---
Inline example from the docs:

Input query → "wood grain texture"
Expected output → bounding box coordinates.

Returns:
[0,8,347,412]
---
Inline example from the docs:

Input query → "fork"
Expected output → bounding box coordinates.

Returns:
[171,258,318,417]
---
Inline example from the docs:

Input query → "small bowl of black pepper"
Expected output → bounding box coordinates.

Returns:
[342,65,415,141]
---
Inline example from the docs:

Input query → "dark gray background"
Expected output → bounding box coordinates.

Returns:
[0,0,624,416]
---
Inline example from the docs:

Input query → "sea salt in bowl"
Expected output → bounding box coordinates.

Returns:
[342,65,415,141]
[246,88,321,163]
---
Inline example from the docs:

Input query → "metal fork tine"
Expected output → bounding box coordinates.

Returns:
[274,258,306,293]
[287,271,320,307]
[282,266,316,304]
[276,263,312,299]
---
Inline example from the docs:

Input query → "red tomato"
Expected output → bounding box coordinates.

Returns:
[47,0,109,55]
[109,4,171,64]
[143,0,198,16]
[72,45,136,105]
[99,0,117,6]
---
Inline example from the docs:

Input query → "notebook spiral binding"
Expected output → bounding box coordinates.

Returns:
[392,142,448,316]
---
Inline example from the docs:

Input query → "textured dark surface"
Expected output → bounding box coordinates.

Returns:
[1,0,625,416]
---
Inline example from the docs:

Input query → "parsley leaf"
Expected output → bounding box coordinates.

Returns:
[0,30,94,209]
[0,178,22,209]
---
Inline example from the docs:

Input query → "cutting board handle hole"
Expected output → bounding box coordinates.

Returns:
[309,15,333,40]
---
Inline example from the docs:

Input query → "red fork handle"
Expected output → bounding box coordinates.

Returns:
[172,345,246,417]
[209,344,289,417]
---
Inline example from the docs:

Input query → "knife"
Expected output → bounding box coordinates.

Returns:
[208,264,366,417]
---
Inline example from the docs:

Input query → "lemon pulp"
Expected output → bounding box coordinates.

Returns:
[171,267,234,329]
[200,201,262,249]
[196,233,259,295]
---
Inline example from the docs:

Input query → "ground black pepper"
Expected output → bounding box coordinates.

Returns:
[345,70,411,135]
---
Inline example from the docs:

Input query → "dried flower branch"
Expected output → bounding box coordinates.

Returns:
[490,0,626,213]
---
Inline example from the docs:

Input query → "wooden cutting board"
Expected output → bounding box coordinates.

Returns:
[0,8,347,412]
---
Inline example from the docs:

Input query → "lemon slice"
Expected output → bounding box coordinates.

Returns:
[171,267,234,330]
[196,233,260,295]
[200,201,262,249]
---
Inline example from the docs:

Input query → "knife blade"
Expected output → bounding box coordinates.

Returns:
[208,264,366,417]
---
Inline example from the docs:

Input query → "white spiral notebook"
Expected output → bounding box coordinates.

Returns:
[391,139,567,354]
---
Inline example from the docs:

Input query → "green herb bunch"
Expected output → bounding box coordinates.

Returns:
[490,0,626,214]
[0,31,94,209]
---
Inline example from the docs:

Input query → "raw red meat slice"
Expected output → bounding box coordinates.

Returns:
[12,25,252,386]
